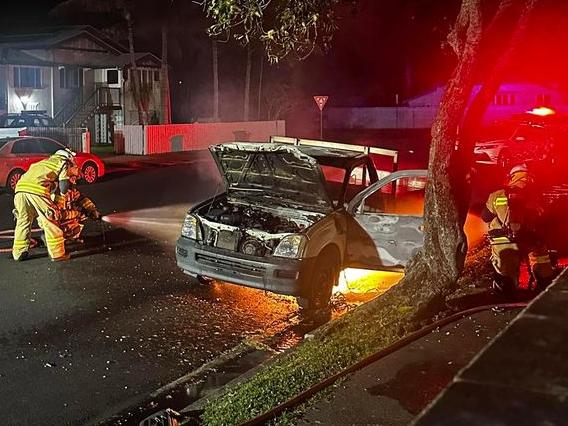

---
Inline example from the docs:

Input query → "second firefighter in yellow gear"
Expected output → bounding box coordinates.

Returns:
[12,149,76,261]
[53,168,101,242]
[482,164,554,292]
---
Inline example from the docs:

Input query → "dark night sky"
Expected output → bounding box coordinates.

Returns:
[2,0,568,124]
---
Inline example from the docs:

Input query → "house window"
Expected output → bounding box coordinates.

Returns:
[14,67,42,88]
[107,69,119,84]
[59,67,83,89]
[536,93,551,105]
[138,69,152,88]
[493,93,516,106]
[153,70,160,82]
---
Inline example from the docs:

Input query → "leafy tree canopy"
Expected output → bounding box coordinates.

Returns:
[198,0,342,62]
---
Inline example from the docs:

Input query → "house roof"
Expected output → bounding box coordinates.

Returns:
[0,26,126,54]
[0,26,161,69]
[0,48,54,67]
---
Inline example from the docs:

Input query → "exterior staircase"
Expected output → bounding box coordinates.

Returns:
[54,87,122,128]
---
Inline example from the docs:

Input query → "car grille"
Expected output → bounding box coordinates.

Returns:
[195,253,266,278]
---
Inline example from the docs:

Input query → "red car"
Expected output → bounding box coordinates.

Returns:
[0,136,105,192]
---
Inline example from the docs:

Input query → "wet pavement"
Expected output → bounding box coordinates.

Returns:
[0,158,313,425]
[296,308,519,426]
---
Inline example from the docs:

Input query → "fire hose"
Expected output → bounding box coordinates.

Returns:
[238,302,529,426]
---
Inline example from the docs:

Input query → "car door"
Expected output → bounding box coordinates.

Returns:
[345,170,428,271]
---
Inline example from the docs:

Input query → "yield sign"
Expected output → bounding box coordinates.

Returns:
[313,95,329,111]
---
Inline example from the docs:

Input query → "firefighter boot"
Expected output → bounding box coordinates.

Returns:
[492,272,515,296]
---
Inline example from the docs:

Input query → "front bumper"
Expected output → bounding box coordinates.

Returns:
[176,237,316,297]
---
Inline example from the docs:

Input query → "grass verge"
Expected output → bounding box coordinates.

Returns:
[201,243,494,426]
[201,294,417,425]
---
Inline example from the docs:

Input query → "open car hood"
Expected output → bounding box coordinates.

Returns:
[209,143,333,212]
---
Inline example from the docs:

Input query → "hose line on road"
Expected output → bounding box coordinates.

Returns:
[0,228,42,253]
[239,302,528,426]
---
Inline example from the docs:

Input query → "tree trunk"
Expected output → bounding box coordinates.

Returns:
[161,24,172,124]
[244,45,252,121]
[125,10,145,125]
[379,0,539,317]
[257,54,264,120]
[212,40,219,121]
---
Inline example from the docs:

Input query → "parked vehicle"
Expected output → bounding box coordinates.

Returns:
[475,109,568,169]
[0,111,55,138]
[176,142,427,313]
[0,136,105,191]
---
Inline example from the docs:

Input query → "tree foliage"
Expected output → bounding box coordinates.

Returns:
[198,0,342,62]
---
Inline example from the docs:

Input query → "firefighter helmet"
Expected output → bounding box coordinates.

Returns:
[509,163,528,177]
[54,149,76,161]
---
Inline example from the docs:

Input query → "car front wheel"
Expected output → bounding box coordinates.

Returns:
[300,255,339,323]
[82,162,99,184]
[7,169,25,193]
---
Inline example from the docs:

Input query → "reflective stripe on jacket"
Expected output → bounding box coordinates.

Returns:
[15,155,70,197]
[486,189,510,238]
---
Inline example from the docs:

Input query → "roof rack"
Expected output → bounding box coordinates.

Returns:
[270,135,398,164]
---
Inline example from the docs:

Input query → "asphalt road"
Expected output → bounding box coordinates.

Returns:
[0,157,310,425]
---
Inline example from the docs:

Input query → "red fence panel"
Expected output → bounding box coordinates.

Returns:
[145,124,195,154]
[144,120,286,154]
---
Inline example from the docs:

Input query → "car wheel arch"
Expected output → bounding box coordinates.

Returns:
[317,243,342,268]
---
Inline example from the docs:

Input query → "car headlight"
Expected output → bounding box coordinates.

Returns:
[181,214,201,240]
[273,234,307,258]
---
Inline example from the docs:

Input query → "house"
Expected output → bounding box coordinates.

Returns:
[0,26,169,144]
[327,83,568,130]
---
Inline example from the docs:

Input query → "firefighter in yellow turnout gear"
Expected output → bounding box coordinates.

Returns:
[482,164,554,293]
[12,149,76,261]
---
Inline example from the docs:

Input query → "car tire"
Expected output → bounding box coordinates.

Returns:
[82,162,99,184]
[7,169,25,193]
[301,255,340,323]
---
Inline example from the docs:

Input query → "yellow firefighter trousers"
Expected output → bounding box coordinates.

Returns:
[491,241,554,285]
[12,192,66,260]
[491,242,521,284]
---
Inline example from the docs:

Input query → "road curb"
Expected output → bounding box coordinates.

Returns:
[91,339,274,426]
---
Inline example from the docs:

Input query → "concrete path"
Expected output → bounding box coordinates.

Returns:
[416,269,568,426]
[297,308,519,426]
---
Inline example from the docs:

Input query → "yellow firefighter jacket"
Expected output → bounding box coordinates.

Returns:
[485,189,511,244]
[15,155,71,197]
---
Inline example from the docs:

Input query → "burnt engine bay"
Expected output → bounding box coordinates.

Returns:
[195,196,316,257]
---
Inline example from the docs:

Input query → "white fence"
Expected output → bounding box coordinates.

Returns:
[115,125,144,155]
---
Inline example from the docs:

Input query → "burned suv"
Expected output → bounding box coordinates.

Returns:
[176,142,427,312]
